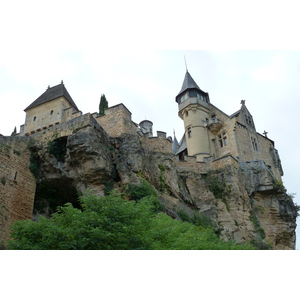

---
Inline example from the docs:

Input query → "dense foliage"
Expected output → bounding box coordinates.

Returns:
[8,190,255,250]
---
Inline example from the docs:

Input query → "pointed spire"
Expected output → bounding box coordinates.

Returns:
[177,71,201,96]
[172,129,180,154]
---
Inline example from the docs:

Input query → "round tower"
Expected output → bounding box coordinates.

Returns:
[176,71,211,161]
[139,120,153,137]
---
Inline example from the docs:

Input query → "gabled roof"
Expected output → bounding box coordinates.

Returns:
[176,71,203,97]
[24,82,79,111]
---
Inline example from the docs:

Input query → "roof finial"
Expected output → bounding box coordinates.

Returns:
[184,55,188,72]
[47,85,50,90]
[61,80,64,84]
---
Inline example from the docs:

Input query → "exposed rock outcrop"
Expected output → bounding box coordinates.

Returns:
[2,122,297,249]
[27,123,298,250]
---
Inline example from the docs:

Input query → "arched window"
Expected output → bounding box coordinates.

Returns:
[50,110,54,115]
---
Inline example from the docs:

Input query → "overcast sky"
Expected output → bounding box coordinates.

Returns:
[1,1,300,253]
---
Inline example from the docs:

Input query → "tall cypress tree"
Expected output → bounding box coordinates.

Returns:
[99,94,108,115]
[11,126,17,136]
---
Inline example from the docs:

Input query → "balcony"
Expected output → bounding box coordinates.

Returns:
[207,118,222,134]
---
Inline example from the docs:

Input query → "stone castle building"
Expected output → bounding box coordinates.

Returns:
[19,72,283,184]
[1,69,292,249]
[173,71,283,182]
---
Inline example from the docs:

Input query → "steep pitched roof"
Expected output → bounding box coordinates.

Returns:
[177,71,202,96]
[24,82,79,111]
[175,134,187,155]
[172,132,180,154]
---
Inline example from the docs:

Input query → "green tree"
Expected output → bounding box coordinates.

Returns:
[11,126,17,136]
[99,94,108,115]
[8,191,255,250]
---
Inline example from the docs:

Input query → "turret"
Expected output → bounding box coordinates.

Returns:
[176,71,211,161]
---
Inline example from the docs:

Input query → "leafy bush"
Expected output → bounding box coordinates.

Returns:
[8,190,255,250]
[126,179,157,201]
[177,209,215,228]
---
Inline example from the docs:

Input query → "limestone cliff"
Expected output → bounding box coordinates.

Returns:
[24,123,297,250]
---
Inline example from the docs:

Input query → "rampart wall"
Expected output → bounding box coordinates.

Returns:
[0,136,36,246]
[95,104,137,137]
[29,113,102,146]
[142,136,173,154]
[175,154,240,174]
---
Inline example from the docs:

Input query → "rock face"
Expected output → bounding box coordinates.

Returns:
[13,124,298,249]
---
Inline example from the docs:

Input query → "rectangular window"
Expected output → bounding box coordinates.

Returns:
[218,132,228,148]
[189,90,196,98]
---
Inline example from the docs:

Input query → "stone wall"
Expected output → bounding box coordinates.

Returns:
[176,158,207,174]
[209,155,240,171]
[0,136,36,246]
[28,113,100,146]
[142,136,173,154]
[95,104,137,137]
[208,106,239,160]
[234,122,282,181]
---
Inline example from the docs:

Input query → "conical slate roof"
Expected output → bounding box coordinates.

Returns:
[177,71,202,96]
[24,82,79,111]
[172,131,180,154]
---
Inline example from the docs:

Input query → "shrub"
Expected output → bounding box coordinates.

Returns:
[8,191,255,250]
[126,179,157,201]
[177,209,215,229]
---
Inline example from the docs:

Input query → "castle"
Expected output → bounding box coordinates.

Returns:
[19,71,284,183]
[0,70,292,248]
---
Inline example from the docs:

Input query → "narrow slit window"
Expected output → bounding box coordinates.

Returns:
[251,137,258,151]
[187,127,192,138]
